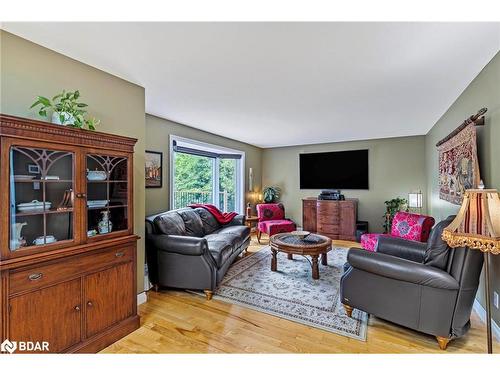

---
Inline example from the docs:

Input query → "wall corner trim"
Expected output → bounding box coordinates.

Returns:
[137,292,148,306]
[473,299,500,342]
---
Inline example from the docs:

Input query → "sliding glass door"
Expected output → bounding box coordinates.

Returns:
[173,152,215,209]
[171,137,244,213]
[219,157,239,213]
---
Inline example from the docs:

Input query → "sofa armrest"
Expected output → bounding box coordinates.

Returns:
[150,234,208,256]
[376,236,426,263]
[224,214,245,227]
[347,248,459,290]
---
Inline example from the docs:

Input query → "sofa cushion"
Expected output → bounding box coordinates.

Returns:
[257,203,286,221]
[177,209,205,237]
[205,232,239,250]
[153,212,186,236]
[257,219,296,236]
[424,216,454,270]
[360,233,388,252]
[206,238,233,267]
[194,207,222,235]
[391,212,435,242]
[216,225,250,243]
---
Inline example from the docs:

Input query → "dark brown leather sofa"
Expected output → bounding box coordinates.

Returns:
[146,207,250,300]
[340,216,484,350]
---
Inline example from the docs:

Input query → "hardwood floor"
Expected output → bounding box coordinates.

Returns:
[101,234,498,354]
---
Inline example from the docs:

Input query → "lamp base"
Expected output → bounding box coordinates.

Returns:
[484,252,493,354]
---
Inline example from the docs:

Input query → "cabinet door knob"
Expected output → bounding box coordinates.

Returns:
[76,193,87,199]
[115,251,124,257]
[28,273,43,281]
[74,305,81,311]
[87,301,93,307]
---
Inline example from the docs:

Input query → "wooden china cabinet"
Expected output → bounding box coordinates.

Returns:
[0,114,140,353]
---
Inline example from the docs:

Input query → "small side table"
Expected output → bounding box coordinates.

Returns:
[245,216,259,232]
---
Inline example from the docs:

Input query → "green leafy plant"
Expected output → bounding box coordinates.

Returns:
[262,186,281,203]
[383,197,408,233]
[30,90,100,130]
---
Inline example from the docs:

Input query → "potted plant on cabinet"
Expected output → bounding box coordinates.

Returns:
[30,90,100,130]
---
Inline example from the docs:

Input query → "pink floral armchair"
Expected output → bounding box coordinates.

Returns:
[361,211,435,252]
[256,203,296,243]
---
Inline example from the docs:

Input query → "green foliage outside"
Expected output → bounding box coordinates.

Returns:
[173,153,237,211]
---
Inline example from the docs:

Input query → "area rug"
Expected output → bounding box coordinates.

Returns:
[214,246,368,341]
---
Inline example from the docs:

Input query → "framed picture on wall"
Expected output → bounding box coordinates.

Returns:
[145,150,162,188]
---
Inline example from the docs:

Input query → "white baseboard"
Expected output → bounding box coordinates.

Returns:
[137,292,148,306]
[473,299,500,342]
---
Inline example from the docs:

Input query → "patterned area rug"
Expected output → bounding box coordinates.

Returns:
[214,246,368,341]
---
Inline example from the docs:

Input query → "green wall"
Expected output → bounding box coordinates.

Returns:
[262,136,427,232]
[425,51,500,325]
[145,114,262,215]
[0,31,147,294]
[2,29,498,329]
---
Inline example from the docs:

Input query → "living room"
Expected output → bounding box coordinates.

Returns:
[1,1,500,372]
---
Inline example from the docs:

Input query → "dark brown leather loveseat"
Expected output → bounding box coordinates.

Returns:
[340,216,484,350]
[146,207,250,300]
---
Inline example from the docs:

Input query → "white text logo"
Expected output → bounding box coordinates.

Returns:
[0,339,49,353]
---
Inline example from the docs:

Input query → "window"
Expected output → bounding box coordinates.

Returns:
[170,135,245,213]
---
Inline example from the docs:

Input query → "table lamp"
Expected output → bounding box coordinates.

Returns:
[442,189,500,353]
[408,190,423,213]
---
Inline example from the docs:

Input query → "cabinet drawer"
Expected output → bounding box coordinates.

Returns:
[9,246,134,295]
[317,201,339,208]
[318,215,339,224]
[340,201,355,208]
[317,204,339,214]
[317,223,339,234]
[316,201,340,212]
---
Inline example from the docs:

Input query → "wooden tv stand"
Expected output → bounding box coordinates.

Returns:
[302,198,358,241]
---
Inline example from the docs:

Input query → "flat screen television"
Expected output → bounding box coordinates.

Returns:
[299,149,369,189]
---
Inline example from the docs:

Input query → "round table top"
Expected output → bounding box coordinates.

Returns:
[270,232,332,250]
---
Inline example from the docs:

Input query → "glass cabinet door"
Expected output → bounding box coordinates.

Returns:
[9,146,75,252]
[86,154,129,238]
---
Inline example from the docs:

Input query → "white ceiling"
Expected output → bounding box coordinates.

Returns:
[2,22,499,148]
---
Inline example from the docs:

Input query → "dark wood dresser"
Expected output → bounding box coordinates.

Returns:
[302,197,358,241]
[0,114,140,353]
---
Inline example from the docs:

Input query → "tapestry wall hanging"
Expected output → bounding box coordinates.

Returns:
[437,123,481,205]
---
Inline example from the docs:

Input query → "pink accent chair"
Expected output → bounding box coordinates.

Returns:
[361,211,435,252]
[256,203,296,243]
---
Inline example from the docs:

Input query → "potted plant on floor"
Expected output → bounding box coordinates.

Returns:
[30,89,100,130]
[262,186,281,203]
[383,197,408,233]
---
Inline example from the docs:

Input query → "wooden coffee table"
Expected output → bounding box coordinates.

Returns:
[269,233,332,280]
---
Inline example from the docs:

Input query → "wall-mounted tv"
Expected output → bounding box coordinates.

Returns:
[299,149,369,189]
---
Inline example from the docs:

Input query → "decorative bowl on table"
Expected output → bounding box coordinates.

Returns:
[87,169,107,181]
[291,230,311,239]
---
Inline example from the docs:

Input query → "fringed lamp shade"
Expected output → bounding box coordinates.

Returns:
[442,189,500,254]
